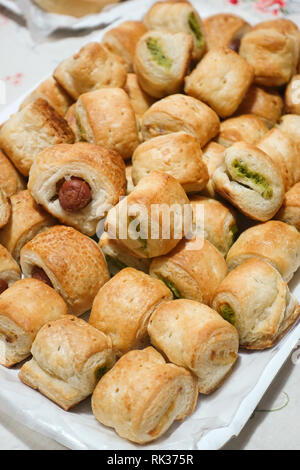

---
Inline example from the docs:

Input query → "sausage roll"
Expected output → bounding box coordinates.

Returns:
[134,31,193,98]
[150,238,228,305]
[226,220,300,283]
[189,196,238,257]
[53,42,127,100]
[105,171,189,258]
[102,21,148,72]
[0,150,25,198]
[0,189,10,229]
[143,1,206,61]
[132,132,209,193]
[276,183,300,231]
[0,98,74,176]
[0,244,21,294]
[285,75,300,115]
[148,299,239,394]
[92,347,198,444]
[19,316,115,410]
[124,73,156,122]
[89,268,173,357]
[278,114,300,152]
[0,190,56,262]
[216,115,268,148]
[203,13,250,52]
[141,94,220,147]
[28,143,126,236]
[213,142,285,222]
[201,142,225,197]
[20,225,110,316]
[212,259,300,349]
[20,77,73,117]
[0,278,67,368]
[185,48,254,119]
[72,88,140,160]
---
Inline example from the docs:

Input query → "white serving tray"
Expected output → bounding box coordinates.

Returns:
[0,0,300,451]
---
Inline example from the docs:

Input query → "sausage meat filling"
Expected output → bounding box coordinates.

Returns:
[32,266,53,288]
[0,279,8,295]
[58,177,92,212]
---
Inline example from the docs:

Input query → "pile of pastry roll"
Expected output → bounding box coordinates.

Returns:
[1,0,300,445]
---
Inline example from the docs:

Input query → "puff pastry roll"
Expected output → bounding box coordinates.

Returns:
[134,31,193,98]
[0,150,25,198]
[144,1,206,61]
[105,171,189,258]
[285,75,300,115]
[212,259,300,349]
[0,244,21,295]
[213,142,285,222]
[54,42,127,100]
[251,18,300,43]
[226,221,300,283]
[278,115,300,152]
[20,225,110,316]
[0,189,10,229]
[150,238,228,304]
[73,88,140,160]
[28,143,126,236]
[132,132,209,193]
[19,316,115,410]
[92,347,198,444]
[102,21,147,72]
[203,13,250,52]
[276,183,300,231]
[125,163,135,195]
[0,190,56,262]
[124,73,156,122]
[148,299,239,394]
[216,115,268,148]
[0,278,67,367]
[20,77,73,117]
[201,142,225,198]
[90,268,172,357]
[0,98,74,176]
[142,94,220,147]
[185,48,254,119]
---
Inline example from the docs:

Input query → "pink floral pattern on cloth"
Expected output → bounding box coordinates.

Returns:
[227,0,300,16]
[4,73,23,86]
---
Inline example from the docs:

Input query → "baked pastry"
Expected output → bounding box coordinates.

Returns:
[189,196,238,257]
[285,75,300,114]
[89,267,173,357]
[0,98,74,176]
[201,142,225,197]
[28,142,126,236]
[20,225,110,316]
[212,258,300,349]
[278,114,300,152]
[92,347,198,444]
[0,278,67,367]
[64,104,80,141]
[99,232,151,274]
[213,142,285,222]
[235,85,284,127]
[150,238,228,304]
[141,94,220,147]
[0,244,21,294]
[185,48,254,119]
[252,18,300,43]
[72,88,140,160]
[132,132,209,193]
[148,299,239,394]
[105,171,189,258]
[0,190,56,262]
[33,0,121,17]
[125,163,135,195]
[134,31,193,98]
[0,149,25,198]
[0,189,10,229]
[144,1,206,61]
[216,114,268,148]
[203,13,250,52]
[19,316,115,410]
[102,21,148,72]
[124,73,156,122]
[276,183,300,231]
[20,77,73,116]
[226,220,300,283]
[54,42,127,100]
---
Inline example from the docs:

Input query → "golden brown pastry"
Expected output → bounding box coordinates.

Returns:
[285,75,300,114]
[33,0,120,17]
[54,42,127,100]
[213,142,285,222]
[134,31,193,98]
[226,220,300,283]
[125,163,135,195]
[0,278,67,367]
[203,13,250,52]
[277,114,300,152]
[92,347,198,444]
[0,98,74,176]
[0,244,21,295]
[132,132,209,193]
[0,190,56,262]
[252,18,300,41]
[212,258,300,349]
[201,142,225,197]
[0,189,10,229]
[141,94,220,147]
[150,238,228,304]
[28,143,126,236]
[276,183,300,231]
[148,299,239,394]
[185,48,254,119]
[216,114,268,147]
[19,315,115,410]
[124,73,156,122]
[0,150,25,198]
[20,225,110,316]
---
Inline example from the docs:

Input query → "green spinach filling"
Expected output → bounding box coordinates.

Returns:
[232,159,273,200]
[128,217,148,253]
[158,275,181,299]
[220,304,236,326]
[95,365,109,381]
[146,37,173,69]
[188,12,205,49]
[230,223,239,243]
[106,256,127,272]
